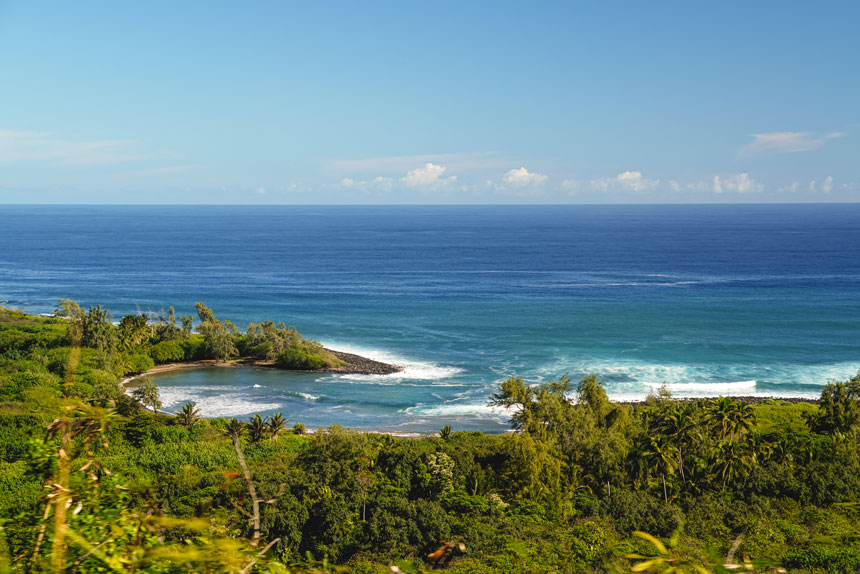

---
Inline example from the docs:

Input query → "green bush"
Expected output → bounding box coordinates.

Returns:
[0,371,60,399]
[150,340,185,364]
[181,337,207,360]
[124,352,155,374]
[783,545,860,573]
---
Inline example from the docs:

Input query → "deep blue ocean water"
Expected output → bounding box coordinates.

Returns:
[1,204,859,432]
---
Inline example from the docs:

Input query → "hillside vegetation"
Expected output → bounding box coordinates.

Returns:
[1,305,859,572]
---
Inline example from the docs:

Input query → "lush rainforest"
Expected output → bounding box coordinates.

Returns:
[1,304,859,573]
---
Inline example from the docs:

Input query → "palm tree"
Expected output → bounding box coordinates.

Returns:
[656,404,701,488]
[704,397,735,441]
[224,417,245,441]
[642,436,678,502]
[439,425,452,439]
[222,417,262,547]
[248,414,267,443]
[727,401,755,441]
[712,440,756,491]
[175,402,201,430]
[267,413,287,439]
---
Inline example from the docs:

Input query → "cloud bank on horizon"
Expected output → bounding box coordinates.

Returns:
[0,2,857,204]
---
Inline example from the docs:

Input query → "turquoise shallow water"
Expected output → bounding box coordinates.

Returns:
[1,204,859,432]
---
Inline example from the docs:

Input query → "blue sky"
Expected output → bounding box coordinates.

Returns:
[0,1,857,204]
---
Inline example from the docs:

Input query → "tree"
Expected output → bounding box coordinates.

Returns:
[117,313,149,351]
[641,436,678,502]
[225,417,245,440]
[175,402,201,430]
[704,397,736,441]
[130,377,162,412]
[439,424,452,439]
[267,413,287,439]
[712,440,756,491]
[194,302,238,361]
[488,374,574,440]
[248,414,267,443]
[180,315,194,336]
[728,401,756,441]
[654,404,701,488]
[807,372,860,433]
[221,418,264,548]
[577,374,611,421]
[55,298,85,342]
[356,470,375,521]
[501,432,562,500]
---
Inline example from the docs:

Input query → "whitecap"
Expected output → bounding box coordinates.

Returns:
[644,380,757,393]
[159,386,282,418]
[322,341,466,381]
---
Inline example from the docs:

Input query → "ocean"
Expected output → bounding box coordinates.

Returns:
[1,204,859,432]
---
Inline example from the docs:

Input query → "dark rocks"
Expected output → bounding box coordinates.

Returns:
[327,349,404,375]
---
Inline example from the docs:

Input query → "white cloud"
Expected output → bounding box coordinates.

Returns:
[400,162,457,190]
[669,180,681,192]
[589,170,659,192]
[338,175,393,192]
[561,179,580,192]
[0,129,149,165]
[808,176,835,193]
[502,167,548,187]
[713,173,763,194]
[340,164,455,192]
[779,182,800,193]
[740,131,844,156]
[256,186,266,194]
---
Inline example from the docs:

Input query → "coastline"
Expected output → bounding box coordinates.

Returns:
[119,347,404,387]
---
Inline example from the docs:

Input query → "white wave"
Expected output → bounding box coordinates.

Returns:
[322,341,465,381]
[159,386,282,418]
[409,402,513,418]
[550,357,860,391]
[296,392,320,401]
[253,384,264,388]
[644,380,756,393]
[762,362,860,387]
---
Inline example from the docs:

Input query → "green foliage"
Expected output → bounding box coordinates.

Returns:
[150,340,185,364]
[268,413,288,438]
[277,343,342,370]
[2,307,860,573]
[117,313,149,350]
[194,302,239,360]
[175,402,201,430]
[129,376,162,412]
[249,413,268,443]
[807,371,860,433]
[783,545,860,573]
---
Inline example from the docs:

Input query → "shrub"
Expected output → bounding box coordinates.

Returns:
[0,371,60,399]
[181,337,207,360]
[783,545,860,573]
[124,352,155,374]
[598,488,681,537]
[150,340,185,364]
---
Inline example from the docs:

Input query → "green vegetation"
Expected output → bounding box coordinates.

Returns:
[1,305,860,572]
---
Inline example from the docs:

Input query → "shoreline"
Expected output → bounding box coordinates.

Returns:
[120,346,404,387]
